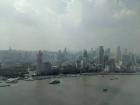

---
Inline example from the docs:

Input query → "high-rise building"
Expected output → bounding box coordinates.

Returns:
[42,62,52,75]
[37,50,43,73]
[108,58,116,72]
[129,52,136,66]
[89,48,95,61]
[105,48,111,58]
[124,48,128,55]
[63,48,68,61]
[82,49,88,69]
[116,46,122,64]
[98,46,104,67]
[122,49,129,66]
[63,48,67,56]
[83,49,88,59]
[57,50,64,66]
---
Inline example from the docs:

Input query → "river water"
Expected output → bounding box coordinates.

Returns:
[0,75,140,105]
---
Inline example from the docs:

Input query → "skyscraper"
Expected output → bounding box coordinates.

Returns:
[81,49,88,69]
[63,48,68,61]
[83,49,88,59]
[89,48,95,61]
[98,46,104,67]
[122,49,129,66]
[37,50,43,74]
[105,48,111,58]
[116,46,121,64]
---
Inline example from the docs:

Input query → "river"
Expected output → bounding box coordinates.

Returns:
[0,75,140,105]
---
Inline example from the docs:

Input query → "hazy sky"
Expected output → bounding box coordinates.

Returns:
[0,0,140,52]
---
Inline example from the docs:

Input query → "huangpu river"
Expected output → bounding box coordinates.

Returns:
[0,75,140,105]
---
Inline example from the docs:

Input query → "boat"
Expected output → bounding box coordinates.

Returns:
[103,88,108,92]
[0,83,10,87]
[6,78,18,83]
[49,80,60,84]
[24,77,34,81]
[110,77,119,80]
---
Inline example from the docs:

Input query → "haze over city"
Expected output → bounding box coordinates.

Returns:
[0,0,140,52]
[1,1,140,105]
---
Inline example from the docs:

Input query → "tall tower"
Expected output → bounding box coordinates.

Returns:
[37,50,43,73]
[116,46,121,64]
[105,48,111,58]
[98,46,104,66]
[63,48,68,61]
[83,49,89,66]
[63,48,67,55]
[83,49,88,59]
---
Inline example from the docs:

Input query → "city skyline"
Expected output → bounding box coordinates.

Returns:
[0,44,139,77]
[1,1,140,105]
[0,45,138,54]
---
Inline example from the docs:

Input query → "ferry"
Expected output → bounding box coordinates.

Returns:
[6,78,18,83]
[0,83,10,87]
[24,77,34,81]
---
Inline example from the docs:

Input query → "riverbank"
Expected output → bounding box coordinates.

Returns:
[33,72,140,80]
[1,72,140,82]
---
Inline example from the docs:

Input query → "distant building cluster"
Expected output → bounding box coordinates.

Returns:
[35,46,140,75]
[0,46,140,77]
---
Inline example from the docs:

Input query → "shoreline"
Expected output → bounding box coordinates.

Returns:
[34,72,140,80]
[1,73,140,86]
[1,72,140,81]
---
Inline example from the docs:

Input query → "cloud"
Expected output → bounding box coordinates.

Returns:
[0,0,140,52]
[14,0,32,13]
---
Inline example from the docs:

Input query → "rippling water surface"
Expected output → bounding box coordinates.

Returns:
[0,75,140,105]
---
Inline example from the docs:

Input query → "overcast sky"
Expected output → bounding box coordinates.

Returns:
[0,0,140,52]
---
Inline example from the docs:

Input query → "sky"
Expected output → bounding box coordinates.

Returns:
[0,0,140,52]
